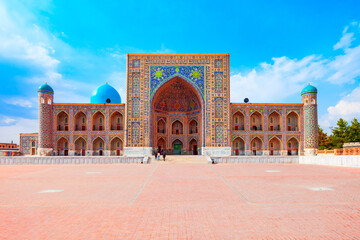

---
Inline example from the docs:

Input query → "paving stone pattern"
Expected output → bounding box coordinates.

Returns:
[0,163,359,239]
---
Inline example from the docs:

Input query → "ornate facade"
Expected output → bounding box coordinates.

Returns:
[19,54,318,156]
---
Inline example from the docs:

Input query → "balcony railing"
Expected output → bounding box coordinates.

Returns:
[251,125,262,131]
[234,126,245,131]
[287,126,299,131]
[111,126,123,131]
[268,125,281,131]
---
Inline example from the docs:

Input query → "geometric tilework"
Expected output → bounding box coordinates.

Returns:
[150,66,205,100]
[215,125,224,143]
[215,72,223,93]
[132,98,140,118]
[304,103,318,149]
[132,73,140,93]
[131,122,140,143]
[215,98,223,118]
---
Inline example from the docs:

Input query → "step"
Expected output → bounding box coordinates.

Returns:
[152,155,209,164]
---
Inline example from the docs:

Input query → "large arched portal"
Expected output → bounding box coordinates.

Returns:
[151,77,202,155]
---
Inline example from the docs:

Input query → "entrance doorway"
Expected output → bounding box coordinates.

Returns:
[81,149,85,156]
[64,149,68,156]
[151,77,202,155]
[31,148,36,155]
[189,139,198,155]
[173,140,183,155]
[192,145,198,155]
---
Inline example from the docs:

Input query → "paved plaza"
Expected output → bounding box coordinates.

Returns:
[0,162,359,240]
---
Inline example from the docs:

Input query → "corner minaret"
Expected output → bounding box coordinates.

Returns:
[37,83,54,156]
[301,84,318,156]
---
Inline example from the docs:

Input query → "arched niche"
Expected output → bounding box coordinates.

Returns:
[286,112,299,131]
[268,111,281,131]
[233,111,245,131]
[250,137,263,156]
[250,111,263,131]
[232,137,245,155]
[92,111,105,131]
[74,111,87,131]
[74,137,86,156]
[57,111,69,131]
[110,111,123,131]
[268,137,281,155]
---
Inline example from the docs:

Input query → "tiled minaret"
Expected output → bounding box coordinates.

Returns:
[37,83,54,156]
[301,84,318,156]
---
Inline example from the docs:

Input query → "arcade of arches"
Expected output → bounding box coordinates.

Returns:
[151,77,202,155]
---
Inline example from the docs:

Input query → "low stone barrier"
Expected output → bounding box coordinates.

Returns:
[211,156,299,164]
[0,156,147,165]
[299,155,360,167]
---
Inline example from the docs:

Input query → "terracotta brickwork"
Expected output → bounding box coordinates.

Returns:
[51,104,125,156]
[126,54,231,154]
[20,53,318,156]
[38,92,54,151]
[230,103,304,155]
[20,133,38,155]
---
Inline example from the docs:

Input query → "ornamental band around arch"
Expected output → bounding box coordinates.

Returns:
[20,54,318,157]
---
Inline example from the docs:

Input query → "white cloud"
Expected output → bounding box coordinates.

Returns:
[333,27,355,50]
[230,23,360,103]
[230,55,326,103]
[1,117,16,125]
[0,117,38,144]
[3,97,36,108]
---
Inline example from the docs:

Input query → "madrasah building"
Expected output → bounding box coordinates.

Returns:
[19,54,319,157]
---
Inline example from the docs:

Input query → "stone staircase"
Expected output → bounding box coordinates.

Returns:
[152,155,209,164]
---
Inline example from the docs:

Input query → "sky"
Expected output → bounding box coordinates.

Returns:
[0,0,360,143]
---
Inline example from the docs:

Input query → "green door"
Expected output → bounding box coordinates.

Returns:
[174,144,182,155]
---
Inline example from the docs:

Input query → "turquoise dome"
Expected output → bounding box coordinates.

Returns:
[90,83,121,104]
[301,84,317,96]
[38,83,54,94]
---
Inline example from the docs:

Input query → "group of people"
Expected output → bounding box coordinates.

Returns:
[155,149,166,161]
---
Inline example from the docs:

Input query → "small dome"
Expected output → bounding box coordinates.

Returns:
[38,83,54,94]
[90,83,121,104]
[301,84,317,96]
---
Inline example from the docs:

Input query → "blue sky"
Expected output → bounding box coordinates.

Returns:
[0,0,360,142]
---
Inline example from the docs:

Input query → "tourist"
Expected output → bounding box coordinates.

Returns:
[163,152,166,161]
[161,149,164,155]
[157,152,160,160]
[154,151,157,160]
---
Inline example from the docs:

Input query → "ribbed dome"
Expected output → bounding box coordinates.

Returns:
[301,84,317,96]
[90,83,121,104]
[38,83,54,94]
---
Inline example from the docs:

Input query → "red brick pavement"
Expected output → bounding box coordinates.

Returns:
[0,163,359,240]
